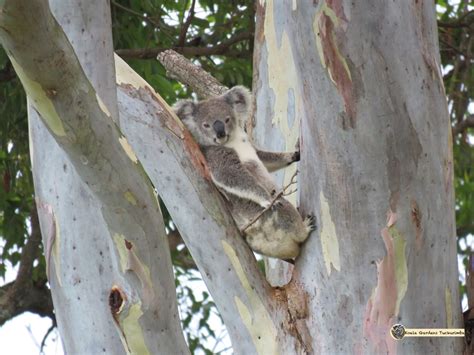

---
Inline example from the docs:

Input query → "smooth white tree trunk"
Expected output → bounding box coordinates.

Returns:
[6,1,189,353]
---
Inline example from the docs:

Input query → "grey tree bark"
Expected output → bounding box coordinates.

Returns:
[2,0,188,354]
[253,0,463,354]
[0,0,307,353]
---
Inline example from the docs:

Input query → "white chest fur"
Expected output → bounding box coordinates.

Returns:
[225,129,259,163]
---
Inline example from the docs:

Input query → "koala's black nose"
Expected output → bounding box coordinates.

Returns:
[213,120,226,138]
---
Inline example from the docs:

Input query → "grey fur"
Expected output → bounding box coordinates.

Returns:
[256,149,300,173]
[173,86,314,259]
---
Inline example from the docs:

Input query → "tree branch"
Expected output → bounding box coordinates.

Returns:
[157,49,228,98]
[439,38,468,57]
[0,204,54,326]
[40,321,56,353]
[452,114,474,137]
[14,204,42,286]
[0,280,54,326]
[438,10,474,28]
[116,31,253,60]
[178,0,196,47]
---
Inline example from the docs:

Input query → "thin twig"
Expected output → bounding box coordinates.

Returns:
[241,171,299,233]
[40,323,56,354]
[111,1,160,28]
[178,0,196,47]
[111,1,175,41]
[439,38,467,57]
[117,31,252,60]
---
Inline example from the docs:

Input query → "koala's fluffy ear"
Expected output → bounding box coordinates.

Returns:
[223,86,251,118]
[172,100,196,121]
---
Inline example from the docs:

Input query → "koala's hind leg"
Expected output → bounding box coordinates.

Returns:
[247,233,300,259]
[255,149,300,173]
[244,219,301,259]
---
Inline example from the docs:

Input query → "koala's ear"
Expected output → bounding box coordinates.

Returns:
[223,86,251,116]
[172,100,196,121]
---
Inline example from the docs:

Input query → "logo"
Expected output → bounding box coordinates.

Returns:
[390,324,406,340]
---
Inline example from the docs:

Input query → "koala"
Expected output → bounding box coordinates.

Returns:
[173,86,315,260]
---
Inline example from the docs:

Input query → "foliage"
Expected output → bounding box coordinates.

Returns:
[0,0,472,353]
[111,0,254,103]
[0,48,34,279]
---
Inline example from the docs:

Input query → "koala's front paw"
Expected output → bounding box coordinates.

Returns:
[291,150,300,163]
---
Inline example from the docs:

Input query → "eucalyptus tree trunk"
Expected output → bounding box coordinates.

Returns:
[0,0,309,353]
[253,0,463,354]
[1,1,188,354]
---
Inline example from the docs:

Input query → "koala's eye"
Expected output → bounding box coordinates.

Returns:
[203,123,210,129]
[225,117,231,123]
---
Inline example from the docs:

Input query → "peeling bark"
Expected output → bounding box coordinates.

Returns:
[254,0,462,353]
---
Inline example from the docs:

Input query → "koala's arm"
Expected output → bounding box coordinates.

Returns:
[204,147,274,208]
[255,149,300,173]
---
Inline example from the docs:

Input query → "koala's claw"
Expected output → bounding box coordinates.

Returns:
[304,215,317,233]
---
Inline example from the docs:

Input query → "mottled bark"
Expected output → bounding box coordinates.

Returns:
[157,49,228,98]
[0,0,187,353]
[254,0,463,354]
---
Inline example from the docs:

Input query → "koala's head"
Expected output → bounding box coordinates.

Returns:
[173,86,251,146]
